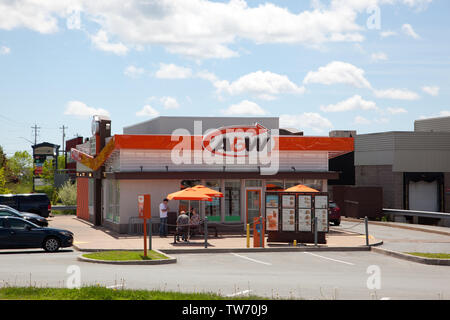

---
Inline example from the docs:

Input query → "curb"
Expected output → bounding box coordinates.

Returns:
[76,249,177,265]
[156,245,377,254]
[74,242,383,254]
[342,217,450,237]
[371,247,450,266]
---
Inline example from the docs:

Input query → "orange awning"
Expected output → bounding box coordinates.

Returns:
[284,184,319,193]
[167,188,213,201]
[191,185,223,198]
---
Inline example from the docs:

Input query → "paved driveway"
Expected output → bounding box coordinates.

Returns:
[333,220,450,254]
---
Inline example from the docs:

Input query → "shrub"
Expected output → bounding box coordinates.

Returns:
[58,181,77,206]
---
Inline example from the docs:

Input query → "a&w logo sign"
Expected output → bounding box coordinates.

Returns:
[171,121,279,175]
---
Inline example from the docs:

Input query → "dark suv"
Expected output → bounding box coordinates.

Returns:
[0,194,51,218]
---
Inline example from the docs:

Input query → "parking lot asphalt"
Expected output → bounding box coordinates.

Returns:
[0,249,449,300]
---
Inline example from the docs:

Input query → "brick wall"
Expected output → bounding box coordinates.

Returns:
[355,165,403,209]
[76,177,90,221]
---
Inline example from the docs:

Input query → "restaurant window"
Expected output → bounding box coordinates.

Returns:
[266,180,284,191]
[304,179,323,192]
[106,180,120,223]
[245,180,262,187]
[179,180,201,213]
[285,180,304,188]
[205,180,221,222]
[225,180,241,222]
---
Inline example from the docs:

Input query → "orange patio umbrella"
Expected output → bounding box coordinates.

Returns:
[167,188,213,201]
[191,185,223,198]
[167,187,213,240]
[284,184,319,193]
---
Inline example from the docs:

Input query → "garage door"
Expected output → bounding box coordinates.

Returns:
[408,180,439,212]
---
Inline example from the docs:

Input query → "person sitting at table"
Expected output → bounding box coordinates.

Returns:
[189,207,201,236]
[176,210,190,242]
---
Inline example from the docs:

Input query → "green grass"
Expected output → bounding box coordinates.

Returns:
[0,286,266,300]
[6,181,33,194]
[405,252,450,259]
[82,250,169,261]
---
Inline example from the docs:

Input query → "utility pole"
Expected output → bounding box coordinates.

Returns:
[31,124,40,192]
[31,124,41,146]
[60,125,68,168]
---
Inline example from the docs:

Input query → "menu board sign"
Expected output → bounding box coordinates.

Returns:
[315,195,328,209]
[298,209,312,232]
[282,195,295,208]
[282,209,295,231]
[266,208,279,231]
[298,195,312,209]
[266,194,279,208]
[315,209,329,232]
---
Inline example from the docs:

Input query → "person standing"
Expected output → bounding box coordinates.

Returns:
[159,198,169,237]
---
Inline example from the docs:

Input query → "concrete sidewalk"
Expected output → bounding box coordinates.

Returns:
[49,215,381,252]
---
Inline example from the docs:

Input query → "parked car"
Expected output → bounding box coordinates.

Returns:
[0,205,48,227]
[0,217,73,252]
[0,193,51,218]
[329,201,341,226]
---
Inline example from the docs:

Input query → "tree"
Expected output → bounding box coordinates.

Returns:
[41,159,55,185]
[0,146,7,168]
[8,151,33,183]
[0,167,10,194]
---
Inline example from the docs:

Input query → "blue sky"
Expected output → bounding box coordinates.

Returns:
[0,0,449,156]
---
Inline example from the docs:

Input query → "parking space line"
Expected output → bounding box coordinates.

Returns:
[230,253,272,266]
[304,252,355,266]
[226,290,253,297]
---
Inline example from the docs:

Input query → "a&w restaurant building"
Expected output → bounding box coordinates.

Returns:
[72,116,353,234]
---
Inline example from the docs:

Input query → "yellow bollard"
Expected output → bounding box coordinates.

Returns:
[246,224,250,248]
[293,240,297,247]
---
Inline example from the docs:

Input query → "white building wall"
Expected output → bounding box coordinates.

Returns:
[118,179,180,225]
[118,149,328,172]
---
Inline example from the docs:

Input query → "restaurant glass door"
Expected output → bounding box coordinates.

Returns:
[246,189,261,225]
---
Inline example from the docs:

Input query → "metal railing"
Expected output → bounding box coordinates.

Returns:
[383,208,450,219]
[51,205,77,211]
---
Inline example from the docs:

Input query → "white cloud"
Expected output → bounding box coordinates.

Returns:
[380,30,397,38]
[160,96,180,109]
[155,63,192,79]
[90,30,129,55]
[320,95,378,112]
[374,88,420,100]
[419,110,450,119]
[64,101,110,118]
[136,105,159,117]
[279,112,333,133]
[0,46,10,55]
[422,86,440,96]
[371,52,388,62]
[386,107,407,114]
[66,8,81,30]
[353,115,371,125]
[124,65,145,78]
[0,1,432,59]
[216,71,305,100]
[222,100,267,116]
[303,61,372,89]
[402,24,420,39]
